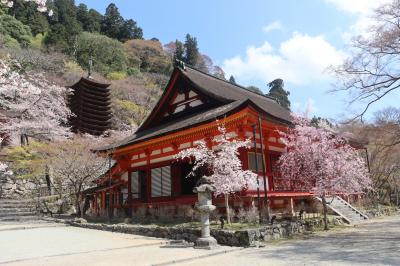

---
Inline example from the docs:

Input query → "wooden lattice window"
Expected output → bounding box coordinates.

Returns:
[151,166,172,197]
[130,171,140,199]
[248,152,265,172]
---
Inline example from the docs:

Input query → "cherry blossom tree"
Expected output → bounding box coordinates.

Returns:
[1,0,53,16]
[279,115,371,229]
[0,137,8,173]
[0,59,71,145]
[176,124,257,223]
[43,136,109,217]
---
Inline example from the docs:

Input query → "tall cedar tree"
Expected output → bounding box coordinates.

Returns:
[101,3,142,42]
[86,9,102,32]
[101,3,123,40]
[119,19,143,42]
[184,34,199,66]
[267,79,291,110]
[229,75,236,84]
[8,0,49,35]
[173,40,185,65]
[45,0,82,53]
[75,3,102,33]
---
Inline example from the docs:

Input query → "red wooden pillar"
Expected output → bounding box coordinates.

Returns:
[145,149,151,202]
[102,191,106,210]
[93,193,97,215]
[116,189,120,206]
[264,132,272,191]
[127,172,133,217]
[127,172,132,202]
[171,142,181,197]
[237,124,248,170]
[171,162,181,197]
[289,197,295,216]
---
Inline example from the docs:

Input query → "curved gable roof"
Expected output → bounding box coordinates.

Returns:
[97,65,292,151]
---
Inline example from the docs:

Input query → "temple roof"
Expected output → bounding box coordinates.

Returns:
[97,65,291,151]
[179,66,292,122]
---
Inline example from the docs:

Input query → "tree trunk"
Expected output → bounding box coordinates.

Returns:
[322,195,329,230]
[224,193,231,224]
[75,194,82,218]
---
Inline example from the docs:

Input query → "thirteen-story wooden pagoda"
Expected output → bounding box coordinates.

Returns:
[68,77,112,136]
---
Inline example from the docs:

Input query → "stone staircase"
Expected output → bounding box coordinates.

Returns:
[0,199,39,222]
[315,195,368,224]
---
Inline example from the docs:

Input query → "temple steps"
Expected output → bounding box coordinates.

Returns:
[0,199,38,222]
[315,195,368,224]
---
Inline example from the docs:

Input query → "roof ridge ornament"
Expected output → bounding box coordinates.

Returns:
[175,59,186,71]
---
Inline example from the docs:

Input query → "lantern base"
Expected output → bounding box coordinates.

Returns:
[195,236,219,249]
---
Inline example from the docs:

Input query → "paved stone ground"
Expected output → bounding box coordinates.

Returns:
[180,215,400,266]
[0,215,399,266]
[0,222,239,266]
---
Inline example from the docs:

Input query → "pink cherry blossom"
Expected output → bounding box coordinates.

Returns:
[176,124,257,196]
[0,59,71,144]
[278,114,372,197]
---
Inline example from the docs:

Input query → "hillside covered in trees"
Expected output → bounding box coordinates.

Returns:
[0,0,227,131]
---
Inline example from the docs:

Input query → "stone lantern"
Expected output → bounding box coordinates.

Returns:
[193,176,219,249]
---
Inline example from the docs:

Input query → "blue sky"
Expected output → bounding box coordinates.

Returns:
[76,0,399,121]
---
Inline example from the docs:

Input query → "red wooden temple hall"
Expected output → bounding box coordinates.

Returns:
[83,64,314,218]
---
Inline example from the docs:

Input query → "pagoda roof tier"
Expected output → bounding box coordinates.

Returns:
[77,111,113,121]
[69,77,111,91]
[74,94,111,106]
[77,116,112,126]
[69,90,111,103]
[69,101,111,112]
[76,112,112,121]
[77,88,111,98]
[70,92,111,103]
[70,106,112,116]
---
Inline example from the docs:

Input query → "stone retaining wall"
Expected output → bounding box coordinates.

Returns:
[67,219,324,247]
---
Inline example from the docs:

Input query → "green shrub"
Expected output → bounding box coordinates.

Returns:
[0,14,32,47]
[106,71,127,80]
[126,67,141,77]
[30,33,44,49]
[75,32,128,75]
[0,35,21,49]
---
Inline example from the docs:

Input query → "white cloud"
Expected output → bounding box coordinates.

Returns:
[293,98,318,117]
[263,21,283,33]
[325,0,390,40]
[325,0,388,15]
[223,32,345,86]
